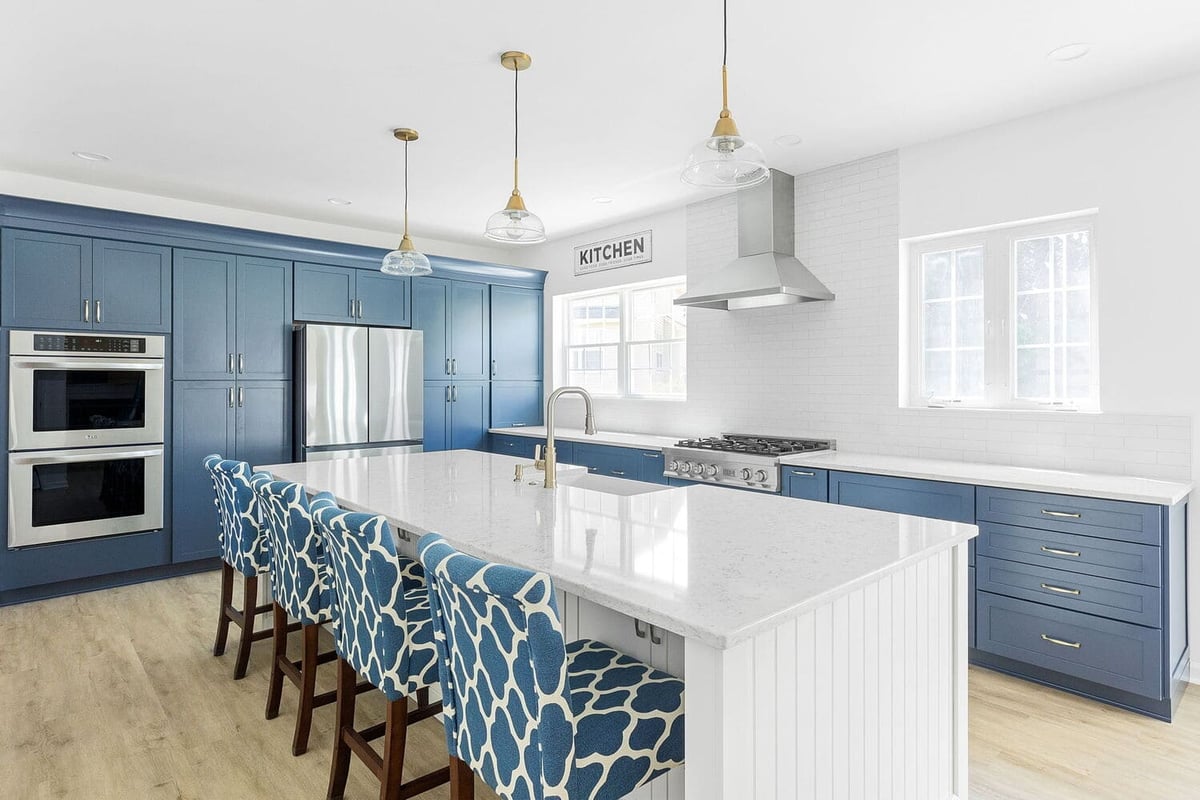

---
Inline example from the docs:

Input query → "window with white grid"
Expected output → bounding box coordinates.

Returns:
[561,279,687,399]
[906,214,1098,410]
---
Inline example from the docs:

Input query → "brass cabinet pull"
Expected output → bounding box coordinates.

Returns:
[83,298,90,323]
[1041,633,1081,649]
[1041,546,1081,557]
[1041,509,1082,519]
[1040,583,1081,596]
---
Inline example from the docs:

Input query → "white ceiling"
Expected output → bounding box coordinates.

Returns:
[2,1,1199,246]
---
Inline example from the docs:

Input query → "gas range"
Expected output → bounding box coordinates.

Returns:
[662,434,835,493]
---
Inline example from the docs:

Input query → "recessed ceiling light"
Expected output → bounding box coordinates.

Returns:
[1047,42,1091,62]
[774,134,804,147]
[592,196,613,205]
[327,197,352,206]
[72,151,111,162]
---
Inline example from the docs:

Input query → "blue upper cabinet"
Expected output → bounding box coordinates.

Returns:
[2,229,172,332]
[173,250,236,380]
[355,270,411,327]
[491,381,543,428]
[2,229,92,330]
[413,278,451,379]
[92,240,172,332]
[294,262,411,327]
[235,256,292,380]
[490,286,543,381]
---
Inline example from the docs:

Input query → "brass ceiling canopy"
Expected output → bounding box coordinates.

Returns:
[392,127,419,142]
[500,51,532,71]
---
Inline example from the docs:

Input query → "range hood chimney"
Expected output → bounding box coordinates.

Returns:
[674,169,835,310]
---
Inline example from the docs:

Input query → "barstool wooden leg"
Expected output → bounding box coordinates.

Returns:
[213,562,234,657]
[327,658,358,800]
[449,756,475,800]
[265,602,287,719]
[233,574,259,680]
[378,698,410,800]
[292,623,320,756]
[416,687,430,709]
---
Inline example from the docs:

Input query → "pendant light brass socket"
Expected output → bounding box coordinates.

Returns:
[392,127,419,142]
[712,111,741,138]
[500,51,532,71]
[503,190,528,212]
[398,234,418,252]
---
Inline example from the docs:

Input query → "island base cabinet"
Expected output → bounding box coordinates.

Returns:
[683,544,969,800]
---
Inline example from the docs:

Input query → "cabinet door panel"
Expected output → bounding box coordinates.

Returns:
[449,382,490,451]
[423,382,450,452]
[490,286,543,380]
[450,281,490,381]
[92,240,172,332]
[783,467,829,501]
[171,381,235,562]
[173,250,236,380]
[356,271,411,327]
[2,229,92,330]
[490,381,543,429]
[294,262,356,323]
[412,278,451,379]
[236,256,292,380]
[236,381,292,468]
[830,471,975,523]
[637,450,667,484]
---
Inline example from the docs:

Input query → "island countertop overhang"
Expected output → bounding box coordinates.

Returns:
[259,450,977,649]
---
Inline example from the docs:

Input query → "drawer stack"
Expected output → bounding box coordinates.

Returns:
[973,486,1185,720]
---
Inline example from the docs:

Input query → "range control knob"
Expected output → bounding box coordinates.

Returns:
[668,460,680,472]
[705,464,718,477]
[688,462,702,476]
[740,468,752,480]
[677,462,691,474]
[754,469,768,482]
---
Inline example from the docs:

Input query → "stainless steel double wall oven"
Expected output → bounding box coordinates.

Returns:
[7,330,166,548]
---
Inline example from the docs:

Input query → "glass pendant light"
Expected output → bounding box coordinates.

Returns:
[680,0,769,188]
[485,51,546,244]
[381,128,433,276]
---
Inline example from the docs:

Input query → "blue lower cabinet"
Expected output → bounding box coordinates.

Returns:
[571,443,641,480]
[491,433,538,459]
[830,471,975,523]
[977,486,1162,546]
[171,381,235,562]
[423,383,450,452]
[976,521,1161,586]
[637,450,668,484]
[783,467,828,501]
[423,382,490,452]
[491,381,543,429]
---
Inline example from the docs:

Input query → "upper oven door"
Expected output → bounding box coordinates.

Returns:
[9,355,166,450]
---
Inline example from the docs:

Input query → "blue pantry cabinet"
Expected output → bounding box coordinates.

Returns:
[490,285,543,381]
[413,277,490,381]
[294,262,411,328]
[1,229,171,332]
[424,381,490,452]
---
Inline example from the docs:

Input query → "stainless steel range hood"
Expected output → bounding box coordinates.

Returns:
[675,169,834,310]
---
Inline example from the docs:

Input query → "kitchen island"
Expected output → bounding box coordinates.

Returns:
[261,449,978,800]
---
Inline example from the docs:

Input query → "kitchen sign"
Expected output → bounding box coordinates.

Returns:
[574,230,652,276]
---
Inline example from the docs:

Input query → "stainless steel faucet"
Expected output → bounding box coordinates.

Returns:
[544,386,596,488]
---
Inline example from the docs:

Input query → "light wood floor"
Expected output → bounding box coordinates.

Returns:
[2,572,1197,799]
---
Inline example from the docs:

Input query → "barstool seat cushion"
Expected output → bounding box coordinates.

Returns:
[204,454,270,577]
[565,639,685,800]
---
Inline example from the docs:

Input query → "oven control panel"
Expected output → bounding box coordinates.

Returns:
[661,447,781,493]
[33,334,147,354]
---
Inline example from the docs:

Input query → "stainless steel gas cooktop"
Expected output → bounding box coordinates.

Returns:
[662,434,834,492]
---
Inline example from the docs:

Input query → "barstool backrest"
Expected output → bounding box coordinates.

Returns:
[203,455,271,577]
[419,533,576,800]
[251,476,330,625]
[310,492,437,701]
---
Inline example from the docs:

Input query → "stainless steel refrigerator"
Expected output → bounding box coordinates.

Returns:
[294,324,423,461]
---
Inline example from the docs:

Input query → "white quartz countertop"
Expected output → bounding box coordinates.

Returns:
[258,450,975,649]
[780,451,1193,506]
[487,426,679,450]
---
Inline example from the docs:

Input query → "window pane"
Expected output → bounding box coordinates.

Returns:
[924,351,951,397]
[1016,347,1051,399]
[629,342,686,396]
[629,284,687,341]
[922,252,952,299]
[1065,231,1090,288]
[1065,289,1089,343]
[923,301,951,348]
[1064,345,1091,399]
[956,349,984,397]
[567,293,620,345]
[956,299,984,347]
[567,345,618,394]
[955,247,984,296]
[1016,293,1051,345]
[1016,237,1052,291]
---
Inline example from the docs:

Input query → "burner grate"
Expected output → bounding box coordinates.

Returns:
[673,435,832,456]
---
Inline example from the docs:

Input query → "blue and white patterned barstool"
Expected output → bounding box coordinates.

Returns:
[252,475,343,756]
[205,454,276,680]
[310,493,451,800]
[419,533,686,800]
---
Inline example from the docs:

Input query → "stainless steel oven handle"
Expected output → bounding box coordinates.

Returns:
[10,447,163,465]
[12,358,164,371]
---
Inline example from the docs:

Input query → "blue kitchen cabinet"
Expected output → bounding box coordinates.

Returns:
[412,277,490,381]
[235,256,293,380]
[492,433,540,459]
[236,381,293,467]
[491,381,543,429]
[783,467,829,501]
[424,381,490,452]
[637,450,668,484]
[572,443,640,480]
[830,471,975,523]
[490,285,543,381]
[423,382,450,452]
[2,230,171,332]
[92,240,172,332]
[295,262,411,327]
[171,381,236,562]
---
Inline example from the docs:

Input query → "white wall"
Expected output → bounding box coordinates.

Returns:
[0,169,513,264]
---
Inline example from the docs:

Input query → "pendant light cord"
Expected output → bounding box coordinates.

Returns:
[720,0,730,113]
[403,139,410,237]
[513,64,520,193]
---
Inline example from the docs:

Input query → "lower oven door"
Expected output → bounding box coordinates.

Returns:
[8,444,165,548]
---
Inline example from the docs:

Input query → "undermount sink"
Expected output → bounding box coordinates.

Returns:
[556,472,673,497]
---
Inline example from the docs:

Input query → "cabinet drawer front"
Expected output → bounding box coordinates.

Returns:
[830,471,975,523]
[976,556,1161,628]
[977,522,1160,586]
[976,592,1162,699]
[976,486,1161,545]
[491,434,537,459]
[783,467,829,502]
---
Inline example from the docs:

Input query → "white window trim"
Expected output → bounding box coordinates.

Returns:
[556,277,687,401]
[903,213,1100,412]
